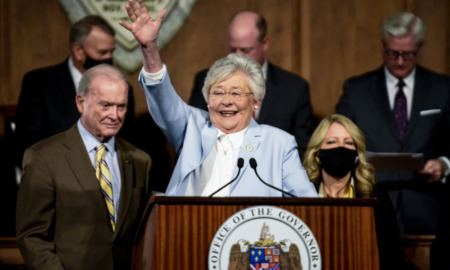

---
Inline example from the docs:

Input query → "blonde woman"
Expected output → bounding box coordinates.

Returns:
[303,114,404,269]
[303,114,374,198]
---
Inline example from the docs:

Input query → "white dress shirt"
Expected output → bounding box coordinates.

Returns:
[68,56,82,92]
[199,129,246,196]
[385,67,415,119]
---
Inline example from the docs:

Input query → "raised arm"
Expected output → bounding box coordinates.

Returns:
[119,0,166,73]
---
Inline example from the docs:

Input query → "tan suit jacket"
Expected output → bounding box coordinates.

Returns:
[16,124,152,270]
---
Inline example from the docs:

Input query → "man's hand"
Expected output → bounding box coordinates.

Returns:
[119,0,166,48]
[417,159,445,182]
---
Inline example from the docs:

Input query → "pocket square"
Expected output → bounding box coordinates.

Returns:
[420,109,441,116]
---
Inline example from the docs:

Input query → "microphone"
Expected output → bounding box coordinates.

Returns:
[209,158,244,197]
[249,158,297,197]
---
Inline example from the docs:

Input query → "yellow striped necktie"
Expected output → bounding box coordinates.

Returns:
[95,143,115,231]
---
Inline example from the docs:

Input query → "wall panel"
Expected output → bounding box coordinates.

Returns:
[1,0,449,131]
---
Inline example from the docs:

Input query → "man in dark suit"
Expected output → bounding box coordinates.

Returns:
[336,12,450,235]
[189,11,316,158]
[16,64,152,269]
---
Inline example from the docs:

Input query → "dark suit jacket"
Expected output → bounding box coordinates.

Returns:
[14,59,136,167]
[188,62,316,159]
[314,181,403,270]
[16,124,152,270]
[369,187,404,270]
[336,66,450,234]
[430,182,450,270]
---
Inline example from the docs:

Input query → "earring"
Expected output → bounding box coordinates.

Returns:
[207,105,210,108]
[254,106,258,110]
[316,157,321,164]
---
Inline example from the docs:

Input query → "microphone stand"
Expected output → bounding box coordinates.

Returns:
[209,158,244,197]
[249,158,297,198]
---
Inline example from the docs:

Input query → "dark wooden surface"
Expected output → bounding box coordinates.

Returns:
[134,197,380,269]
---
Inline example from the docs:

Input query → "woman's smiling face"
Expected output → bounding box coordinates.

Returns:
[207,72,260,134]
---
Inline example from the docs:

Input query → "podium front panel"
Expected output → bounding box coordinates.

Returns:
[133,197,379,270]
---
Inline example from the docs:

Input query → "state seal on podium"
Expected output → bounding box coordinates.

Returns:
[208,206,322,270]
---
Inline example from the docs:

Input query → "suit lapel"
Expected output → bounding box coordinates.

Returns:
[404,67,428,142]
[63,125,109,219]
[257,63,278,123]
[200,122,218,162]
[114,139,134,238]
[175,120,217,192]
[65,126,137,236]
[229,120,261,193]
[370,68,399,139]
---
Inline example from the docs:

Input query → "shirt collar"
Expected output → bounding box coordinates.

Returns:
[262,59,268,80]
[216,127,248,150]
[77,120,116,153]
[68,56,83,92]
[384,66,416,89]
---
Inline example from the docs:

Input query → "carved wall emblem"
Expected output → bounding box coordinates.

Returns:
[59,0,196,72]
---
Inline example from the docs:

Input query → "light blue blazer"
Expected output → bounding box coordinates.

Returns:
[139,70,317,197]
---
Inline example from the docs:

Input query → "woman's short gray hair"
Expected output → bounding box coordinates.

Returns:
[201,53,266,103]
[78,64,126,95]
[382,12,425,44]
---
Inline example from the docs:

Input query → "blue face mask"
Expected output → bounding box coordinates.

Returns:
[318,147,358,178]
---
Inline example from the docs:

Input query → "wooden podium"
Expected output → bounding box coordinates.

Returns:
[132,197,379,269]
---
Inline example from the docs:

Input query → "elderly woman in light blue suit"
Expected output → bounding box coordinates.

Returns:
[120,0,317,197]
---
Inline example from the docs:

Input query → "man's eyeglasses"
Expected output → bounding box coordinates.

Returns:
[384,45,420,61]
[209,90,253,101]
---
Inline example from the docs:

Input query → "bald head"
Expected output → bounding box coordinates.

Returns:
[227,11,268,66]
